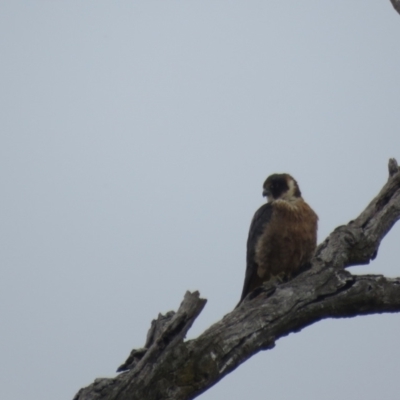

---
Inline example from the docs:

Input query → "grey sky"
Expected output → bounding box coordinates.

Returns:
[1,2,399,399]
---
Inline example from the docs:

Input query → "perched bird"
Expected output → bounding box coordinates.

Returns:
[238,173,318,305]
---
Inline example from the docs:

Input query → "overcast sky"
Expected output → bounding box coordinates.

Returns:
[1,2,400,400]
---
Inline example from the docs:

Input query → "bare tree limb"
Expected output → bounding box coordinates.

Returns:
[390,0,400,15]
[73,159,400,400]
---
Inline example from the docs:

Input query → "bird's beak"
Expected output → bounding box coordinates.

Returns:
[262,188,271,197]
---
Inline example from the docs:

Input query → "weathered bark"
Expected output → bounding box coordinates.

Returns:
[73,159,400,400]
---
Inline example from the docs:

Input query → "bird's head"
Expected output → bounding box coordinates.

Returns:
[262,173,302,203]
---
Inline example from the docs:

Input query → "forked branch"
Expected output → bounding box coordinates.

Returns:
[74,159,400,400]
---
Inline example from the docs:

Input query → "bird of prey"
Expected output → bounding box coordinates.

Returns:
[238,173,318,305]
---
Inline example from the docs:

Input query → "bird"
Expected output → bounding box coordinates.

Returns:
[238,173,318,305]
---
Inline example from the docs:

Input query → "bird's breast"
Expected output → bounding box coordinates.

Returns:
[255,200,318,280]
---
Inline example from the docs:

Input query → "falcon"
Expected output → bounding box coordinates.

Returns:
[238,173,318,305]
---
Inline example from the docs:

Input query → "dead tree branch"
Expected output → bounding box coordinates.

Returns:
[390,0,400,15]
[73,159,400,400]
